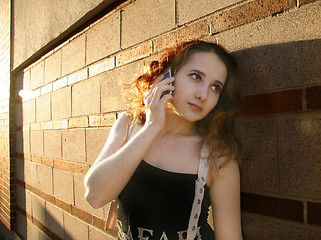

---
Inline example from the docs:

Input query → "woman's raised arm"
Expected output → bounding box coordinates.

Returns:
[84,113,161,209]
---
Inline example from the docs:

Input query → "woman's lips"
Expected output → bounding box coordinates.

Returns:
[188,102,203,111]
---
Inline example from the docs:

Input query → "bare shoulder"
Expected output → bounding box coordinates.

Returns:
[207,157,240,188]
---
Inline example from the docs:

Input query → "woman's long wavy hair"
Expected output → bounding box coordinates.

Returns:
[123,40,241,174]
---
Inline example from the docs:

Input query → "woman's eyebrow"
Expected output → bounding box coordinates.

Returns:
[190,69,224,87]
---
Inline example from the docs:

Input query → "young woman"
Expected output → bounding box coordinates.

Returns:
[84,40,243,240]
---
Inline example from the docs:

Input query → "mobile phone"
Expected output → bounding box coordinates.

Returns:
[161,68,173,98]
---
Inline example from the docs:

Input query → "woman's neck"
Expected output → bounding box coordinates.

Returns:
[160,110,197,136]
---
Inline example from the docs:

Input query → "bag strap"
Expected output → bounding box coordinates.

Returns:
[186,143,210,240]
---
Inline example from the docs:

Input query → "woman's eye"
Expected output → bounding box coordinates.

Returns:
[211,84,222,92]
[191,73,201,81]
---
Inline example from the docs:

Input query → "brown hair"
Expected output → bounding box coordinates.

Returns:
[123,40,241,174]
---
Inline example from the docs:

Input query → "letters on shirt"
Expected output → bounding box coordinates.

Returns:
[137,227,202,240]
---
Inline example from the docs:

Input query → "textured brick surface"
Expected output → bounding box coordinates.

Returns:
[62,129,86,162]
[89,226,116,240]
[100,61,144,113]
[121,0,175,48]
[37,164,53,195]
[242,212,321,240]
[23,100,35,123]
[30,131,43,156]
[116,41,152,67]
[30,61,44,90]
[242,193,304,222]
[234,117,278,192]
[16,212,27,239]
[44,50,62,84]
[53,169,74,204]
[74,173,104,218]
[36,93,51,122]
[45,202,64,239]
[153,19,210,54]
[241,90,302,115]
[72,78,100,117]
[177,0,239,25]
[86,12,120,65]
[86,128,109,165]
[278,117,321,197]
[44,130,61,159]
[308,202,321,226]
[210,0,296,34]
[25,161,38,187]
[61,34,86,76]
[31,194,46,225]
[306,86,321,110]
[64,212,89,240]
[52,86,71,120]
[69,116,89,128]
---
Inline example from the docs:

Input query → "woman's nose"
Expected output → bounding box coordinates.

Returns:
[195,86,208,101]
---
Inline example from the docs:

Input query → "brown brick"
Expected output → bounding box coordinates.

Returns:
[210,0,296,34]
[61,34,86,76]
[306,86,321,110]
[55,198,71,214]
[72,206,92,224]
[86,12,121,65]
[116,41,152,67]
[52,86,71,120]
[69,116,89,128]
[242,192,304,222]
[89,115,101,127]
[308,202,321,226]
[44,50,61,84]
[241,90,302,115]
[72,78,100,117]
[299,0,318,5]
[101,114,116,127]
[86,128,109,165]
[62,129,86,163]
[54,159,90,175]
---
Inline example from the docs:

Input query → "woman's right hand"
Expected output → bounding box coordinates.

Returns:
[143,74,175,129]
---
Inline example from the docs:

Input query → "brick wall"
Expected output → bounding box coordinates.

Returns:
[0,0,14,231]
[5,0,321,239]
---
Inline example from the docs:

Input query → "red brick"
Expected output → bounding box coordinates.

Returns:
[308,202,321,226]
[242,192,304,222]
[306,86,321,110]
[241,90,302,115]
[211,0,296,34]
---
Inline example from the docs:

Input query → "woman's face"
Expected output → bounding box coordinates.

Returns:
[171,51,227,122]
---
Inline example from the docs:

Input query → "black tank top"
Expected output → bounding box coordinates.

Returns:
[117,160,215,240]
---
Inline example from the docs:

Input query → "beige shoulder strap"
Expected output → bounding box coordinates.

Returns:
[186,143,210,240]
